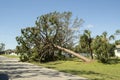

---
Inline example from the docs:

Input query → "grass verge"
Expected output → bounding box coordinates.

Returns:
[32,58,120,80]
[1,54,19,59]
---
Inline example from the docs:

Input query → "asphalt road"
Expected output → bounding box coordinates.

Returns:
[0,55,88,80]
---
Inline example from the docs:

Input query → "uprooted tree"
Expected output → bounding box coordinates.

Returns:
[16,11,90,62]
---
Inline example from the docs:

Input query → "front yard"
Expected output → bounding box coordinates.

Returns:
[36,59,120,80]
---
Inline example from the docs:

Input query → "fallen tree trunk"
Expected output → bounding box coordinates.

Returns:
[54,45,91,62]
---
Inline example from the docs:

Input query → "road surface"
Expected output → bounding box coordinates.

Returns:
[0,55,88,80]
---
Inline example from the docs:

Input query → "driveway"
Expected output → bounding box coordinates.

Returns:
[0,55,87,80]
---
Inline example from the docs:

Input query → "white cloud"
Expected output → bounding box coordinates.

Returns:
[70,27,79,31]
[86,24,94,28]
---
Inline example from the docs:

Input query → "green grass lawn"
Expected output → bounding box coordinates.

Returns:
[1,54,19,59]
[33,59,120,80]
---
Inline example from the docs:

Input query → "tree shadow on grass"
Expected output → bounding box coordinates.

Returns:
[60,70,105,80]
[102,58,120,64]
[60,70,101,75]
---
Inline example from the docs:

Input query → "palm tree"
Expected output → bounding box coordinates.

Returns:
[102,32,115,42]
[92,32,115,63]
[80,30,93,59]
[115,29,120,45]
[115,29,120,35]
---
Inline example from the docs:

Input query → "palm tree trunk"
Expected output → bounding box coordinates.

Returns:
[54,45,91,62]
[88,44,93,59]
[90,48,93,59]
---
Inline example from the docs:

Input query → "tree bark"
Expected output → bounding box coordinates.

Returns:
[54,45,91,62]
[88,44,93,59]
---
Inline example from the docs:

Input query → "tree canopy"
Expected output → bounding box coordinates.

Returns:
[16,11,90,62]
[79,30,93,59]
[91,32,115,63]
[16,11,118,63]
[0,43,5,52]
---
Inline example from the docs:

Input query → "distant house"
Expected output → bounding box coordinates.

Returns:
[5,49,14,54]
[0,51,5,55]
[5,49,16,54]
[114,45,120,57]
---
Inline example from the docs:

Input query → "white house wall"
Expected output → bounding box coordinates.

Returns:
[115,49,120,57]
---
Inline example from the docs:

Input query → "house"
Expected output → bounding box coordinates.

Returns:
[0,51,5,55]
[5,49,14,54]
[114,45,120,57]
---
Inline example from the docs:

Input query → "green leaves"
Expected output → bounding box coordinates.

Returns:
[91,32,115,63]
[78,30,93,59]
[115,29,120,35]
[0,43,5,52]
[115,40,120,45]
[16,11,83,62]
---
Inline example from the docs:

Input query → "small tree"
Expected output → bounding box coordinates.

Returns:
[115,29,120,35]
[115,40,120,45]
[0,43,5,52]
[92,32,115,63]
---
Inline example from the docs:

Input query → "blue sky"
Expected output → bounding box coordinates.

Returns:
[0,0,120,49]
